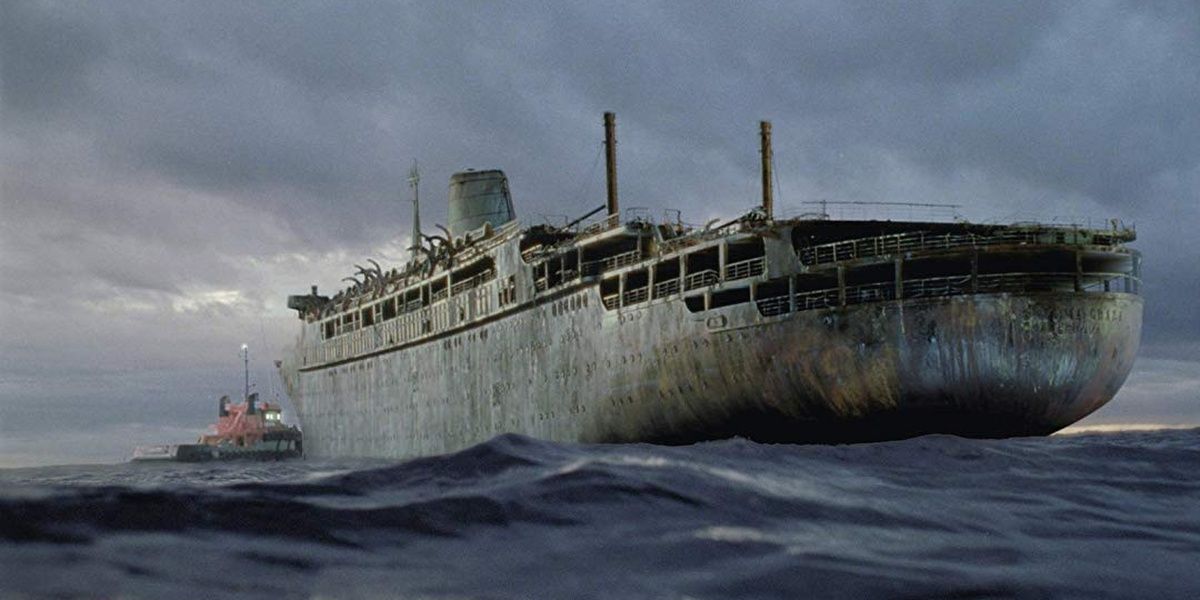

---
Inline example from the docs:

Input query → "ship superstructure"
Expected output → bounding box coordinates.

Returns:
[280,115,1142,458]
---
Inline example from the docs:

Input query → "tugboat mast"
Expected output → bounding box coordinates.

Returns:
[241,343,249,402]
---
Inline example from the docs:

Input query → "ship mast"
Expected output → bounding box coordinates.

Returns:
[408,160,422,261]
[760,120,773,219]
[241,343,249,402]
[604,112,619,216]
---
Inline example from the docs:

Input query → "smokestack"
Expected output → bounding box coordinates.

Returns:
[604,112,619,216]
[760,120,773,219]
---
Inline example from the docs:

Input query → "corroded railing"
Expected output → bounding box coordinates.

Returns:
[623,287,649,305]
[581,249,642,276]
[451,270,495,296]
[580,213,621,236]
[797,227,1133,266]
[724,256,766,281]
[685,269,720,291]
[653,279,680,299]
[754,271,1139,317]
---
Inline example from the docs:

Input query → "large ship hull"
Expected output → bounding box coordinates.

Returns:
[281,285,1141,458]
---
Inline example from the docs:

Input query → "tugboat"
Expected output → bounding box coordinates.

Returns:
[132,345,303,462]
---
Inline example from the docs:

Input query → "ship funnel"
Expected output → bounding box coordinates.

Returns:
[447,170,515,237]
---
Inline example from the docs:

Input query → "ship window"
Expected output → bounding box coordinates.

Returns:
[547,258,563,288]
[361,307,375,326]
[324,320,335,339]
[382,298,397,321]
[600,277,619,311]
[685,247,720,290]
[562,249,579,281]
[710,287,750,309]
[755,279,792,316]
[726,239,765,262]
[499,275,516,306]
[431,278,448,302]
[683,295,705,313]
[624,269,649,306]
[653,258,682,298]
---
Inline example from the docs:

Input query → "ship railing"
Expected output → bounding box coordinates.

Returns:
[793,288,842,312]
[659,221,745,255]
[848,282,897,304]
[653,279,680,299]
[1077,272,1140,293]
[903,275,973,298]
[978,271,1138,294]
[602,294,620,310]
[685,270,719,290]
[451,270,495,296]
[624,207,653,226]
[623,286,649,306]
[580,213,621,236]
[753,271,1140,318]
[581,249,642,276]
[724,256,766,281]
[755,294,791,317]
[797,227,1130,266]
[431,288,449,303]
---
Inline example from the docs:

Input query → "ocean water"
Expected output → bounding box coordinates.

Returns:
[2,429,1198,599]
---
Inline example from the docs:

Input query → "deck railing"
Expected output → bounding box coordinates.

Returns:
[754,271,1139,317]
[724,256,766,281]
[581,249,642,276]
[685,269,720,290]
[451,270,495,296]
[623,287,649,305]
[797,228,1132,266]
[580,213,621,236]
[653,279,680,299]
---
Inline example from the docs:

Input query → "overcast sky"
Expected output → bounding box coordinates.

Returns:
[2,1,1197,466]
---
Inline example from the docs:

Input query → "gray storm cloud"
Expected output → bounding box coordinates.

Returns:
[1,1,1197,464]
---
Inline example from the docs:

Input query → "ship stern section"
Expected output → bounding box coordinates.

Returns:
[744,292,1143,440]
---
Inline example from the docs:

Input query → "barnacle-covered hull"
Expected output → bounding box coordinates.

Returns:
[280,208,1143,458]
[637,292,1142,444]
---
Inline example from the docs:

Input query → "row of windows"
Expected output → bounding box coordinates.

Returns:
[322,267,496,340]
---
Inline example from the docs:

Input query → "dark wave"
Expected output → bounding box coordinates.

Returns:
[2,429,1199,598]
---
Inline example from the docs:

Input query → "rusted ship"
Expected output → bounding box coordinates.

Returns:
[280,114,1142,459]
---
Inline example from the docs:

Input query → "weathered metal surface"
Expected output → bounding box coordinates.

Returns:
[279,212,1142,458]
[447,170,514,237]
